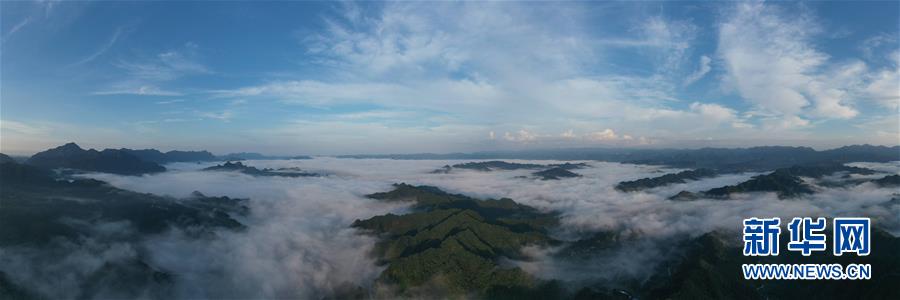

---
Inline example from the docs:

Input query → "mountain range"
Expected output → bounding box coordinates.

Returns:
[119,148,218,164]
[26,143,167,175]
[220,152,313,161]
[342,145,900,172]
[10,143,314,175]
[668,164,888,200]
[202,161,321,177]
[9,143,899,176]
[1,143,897,299]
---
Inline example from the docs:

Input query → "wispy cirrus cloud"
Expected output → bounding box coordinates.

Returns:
[92,85,183,96]
[69,25,129,66]
[1,16,32,44]
[114,48,211,82]
[683,55,711,86]
[93,42,211,97]
[198,110,234,122]
[156,99,185,105]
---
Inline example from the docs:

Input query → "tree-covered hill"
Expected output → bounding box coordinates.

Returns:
[353,183,559,297]
[670,164,881,200]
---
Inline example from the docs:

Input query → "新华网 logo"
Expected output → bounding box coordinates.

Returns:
[741,217,871,280]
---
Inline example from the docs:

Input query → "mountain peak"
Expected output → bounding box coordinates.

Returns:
[0,153,15,164]
[57,142,84,151]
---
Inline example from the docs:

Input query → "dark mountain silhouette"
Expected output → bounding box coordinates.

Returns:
[613,146,900,172]
[702,170,815,199]
[342,145,900,172]
[451,160,545,171]
[0,153,14,164]
[202,161,320,177]
[549,162,590,170]
[773,164,877,178]
[220,152,267,160]
[432,161,588,173]
[617,168,717,192]
[120,148,217,164]
[26,143,166,175]
[670,164,878,200]
[0,160,247,246]
[873,174,900,187]
[1,157,57,185]
[218,152,311,161]
[532,167,582,180]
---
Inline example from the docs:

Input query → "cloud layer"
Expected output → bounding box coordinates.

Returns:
[3,158,893,298]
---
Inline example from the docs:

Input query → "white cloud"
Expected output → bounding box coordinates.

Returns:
[715,2,900,125]
[198,110,234,122]
[493,128,650,146]
[92,85,183,96]
[114,49,210,82]
[26,1,891,151]
[214,2,802,149]
[638,16,697,74]
[718,2,821,121]
[762,114,811,130]
[306,2,594,79]
[683,55,711,86]
[93,43,210,97]
[860,33,898,61]
[863,68,900,109]
[689,102,737,123]
[504,130,538,142]
[329,110,421,121]
[156,99,186,105]
[806,61,867,119]
[34,161,415,299]
[609,102,752,136]
[584,129,618,141]
[230,2,704,139]
[539,77,680,118]
[0,119,46,136]
[217,79,504,112]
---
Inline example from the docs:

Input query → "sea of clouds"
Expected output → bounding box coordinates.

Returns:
[3,158,898,298]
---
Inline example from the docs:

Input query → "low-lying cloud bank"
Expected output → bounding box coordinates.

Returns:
[91,167,419,299]
[3,158,897,298]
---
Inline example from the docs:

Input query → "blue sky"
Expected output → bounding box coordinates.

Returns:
[1,1,898,155]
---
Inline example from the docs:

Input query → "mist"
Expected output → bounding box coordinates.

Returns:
[2,158,897,298]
